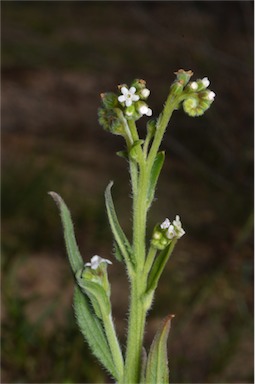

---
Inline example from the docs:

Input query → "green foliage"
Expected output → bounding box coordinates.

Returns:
[104,181,134,266]
[145,316,174,384]
[49,192,83,274]
[73,287,118,380]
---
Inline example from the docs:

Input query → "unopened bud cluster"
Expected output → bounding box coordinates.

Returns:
[98,79,152,136]
[171,69,216,117]
[151,215,185,250]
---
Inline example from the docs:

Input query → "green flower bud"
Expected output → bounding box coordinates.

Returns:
[98,107,125,135]
[170,81,184,96]
[100,92,119,109]
[151,224,171,250]
[174,69,193,86]
[182,90,215,117]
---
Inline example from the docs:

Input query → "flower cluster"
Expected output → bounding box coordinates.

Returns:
[151,215,185,250]
[170,69,216,117]
[117,82,152,118]
[98,79,152,135]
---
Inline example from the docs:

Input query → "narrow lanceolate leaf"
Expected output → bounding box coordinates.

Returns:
[146,239,177,295]
[147,151,165,208]
[105,182,133,265]
[73,286,118,380]
[49,192,83,274]
[145,315,175,384]
[140,347,148,384]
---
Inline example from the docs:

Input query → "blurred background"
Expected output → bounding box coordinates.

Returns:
[1,1,253,383]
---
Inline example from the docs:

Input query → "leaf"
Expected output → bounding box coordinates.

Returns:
[146,240,176,294]
[140,347,147,384]
[49,192,83,274]
[73,286,118,380]
[147,151,165,208]
[113,241,123,262]
[129,139,144,161]
[105,182,133,265]
[144,315,175,384]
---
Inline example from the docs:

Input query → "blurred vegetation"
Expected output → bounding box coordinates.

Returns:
[1,1,253,383]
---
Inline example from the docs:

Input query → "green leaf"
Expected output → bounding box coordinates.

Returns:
[146,240,177,294]
[113,241,124,262]
[49,192,83,274]
[145,315,175,384]
[129,139,144,161]
[116,150,129,160]
[147,151,165,208]
[105,182,133,265]
[140,347,147,384]
[73,286,118,380]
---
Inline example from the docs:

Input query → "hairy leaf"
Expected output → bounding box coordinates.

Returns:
[49,192,83,274]
[146,240,177,295]
[145,315,174,384]
[73,286,118,379]
[105,182,133,265]
[147,151,165,208]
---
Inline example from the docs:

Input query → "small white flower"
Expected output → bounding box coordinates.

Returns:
[173,215,185,238]
[166,225,176,239]
[118,86,140,107]
[190,82,198,90]
[141,88,150,98]
[202,77,210,88]
[160,218,171,229]
[207,91,216,101]
[139,105,152,116]
[85,255,112,270]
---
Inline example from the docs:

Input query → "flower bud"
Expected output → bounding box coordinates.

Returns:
[98,107,125,135]
[101,92,118,109]
[174,69,193,86]
[170,81,183,96]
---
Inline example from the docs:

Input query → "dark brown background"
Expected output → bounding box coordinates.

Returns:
[2,1,253,383]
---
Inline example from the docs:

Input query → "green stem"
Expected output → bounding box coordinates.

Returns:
[147,94,180,171]
[123,91,181,383]
[124,157,149,383]
[102,312,124,380]
[123,275,147,383]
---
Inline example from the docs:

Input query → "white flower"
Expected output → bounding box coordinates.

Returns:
[207,91,216,101]
[139,104,152,116]
[202,77,210,88]
[141,88,150,98]
[190,82,198,90]
[118,86,140,107]
[160,218,171,229]
[173,215,185,238]
[85,255,112,270]
[166,225,176,240]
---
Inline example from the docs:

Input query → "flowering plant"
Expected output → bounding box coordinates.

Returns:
[49,69,215,383]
